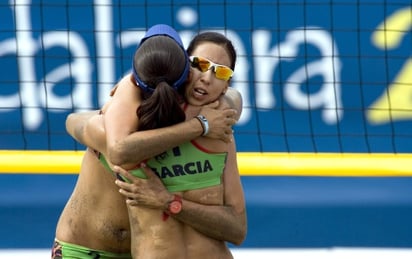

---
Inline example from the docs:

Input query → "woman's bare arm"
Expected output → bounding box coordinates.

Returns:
[113,90,247,244]
[67,75,239,167]
[113,140,247,245]
[65,110,102,150]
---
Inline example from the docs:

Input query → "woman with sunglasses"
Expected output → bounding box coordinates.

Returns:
[64,32,245,258]
[109,31,247,258]
[53,25,238,259]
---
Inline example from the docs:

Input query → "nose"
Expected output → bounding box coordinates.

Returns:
[200,69,213,85]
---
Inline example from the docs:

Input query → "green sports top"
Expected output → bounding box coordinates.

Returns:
[99,141,228,192]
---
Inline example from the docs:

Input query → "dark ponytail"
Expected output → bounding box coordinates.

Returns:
[137,82,185,131]
[133,36,189,130]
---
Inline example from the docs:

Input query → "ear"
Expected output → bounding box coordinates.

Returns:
[222,84,229,95]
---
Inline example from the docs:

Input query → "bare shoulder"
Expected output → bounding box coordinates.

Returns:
[107,74,143,108]
[115,74,138,93]
[220,88,243,120]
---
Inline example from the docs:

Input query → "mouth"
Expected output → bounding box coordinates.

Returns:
[194,88,207,96]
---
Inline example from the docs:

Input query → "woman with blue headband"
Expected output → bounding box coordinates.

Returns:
[53,25,236,259]
[54,25,245,259]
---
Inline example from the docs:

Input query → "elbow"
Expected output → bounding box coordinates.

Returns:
[227,214,247,246]
[106,142,127,166]
[231,225,247,246]
[65,113,75,134]
[65,113,83,143]
[107,140,143,167]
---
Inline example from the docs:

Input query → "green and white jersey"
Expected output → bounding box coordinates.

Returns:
[100,141,227,192]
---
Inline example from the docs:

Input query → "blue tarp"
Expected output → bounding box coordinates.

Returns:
[1,174,411,248]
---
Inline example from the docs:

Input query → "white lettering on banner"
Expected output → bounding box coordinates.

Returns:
[95,0,115,107]
[253,28,343,125]
[5,0,93,130]
[1,0,345,130]
[282,28,343,124]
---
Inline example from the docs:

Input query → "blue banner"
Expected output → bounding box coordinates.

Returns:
[1,0,412,152]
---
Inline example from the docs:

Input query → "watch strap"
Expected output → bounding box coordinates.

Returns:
[195,115,209,136]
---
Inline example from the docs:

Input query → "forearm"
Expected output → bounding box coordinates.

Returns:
[171,199,247,245]
[66,111,100,146]
[115,160,247,244]
[111,117,204,166]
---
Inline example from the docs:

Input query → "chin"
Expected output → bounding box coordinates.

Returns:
[187,96,205,106]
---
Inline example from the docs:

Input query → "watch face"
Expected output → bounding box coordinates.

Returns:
[197,115,207,122]
[170,201,182,214]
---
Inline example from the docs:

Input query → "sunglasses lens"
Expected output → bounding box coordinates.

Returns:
[215,66,233,81]
[190,56,233,81]
[195,58,211,72]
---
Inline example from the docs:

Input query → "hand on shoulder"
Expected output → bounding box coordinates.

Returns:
[221,88,243,121]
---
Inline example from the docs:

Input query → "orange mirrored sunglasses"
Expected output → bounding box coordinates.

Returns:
[189,56,233,81]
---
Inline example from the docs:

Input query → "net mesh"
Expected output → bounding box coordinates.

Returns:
[1,0,412,153]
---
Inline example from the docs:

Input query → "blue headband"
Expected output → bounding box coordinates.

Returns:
[132,24,190,93]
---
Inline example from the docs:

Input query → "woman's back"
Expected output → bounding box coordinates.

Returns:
[127,96,238,259]
[55,148,131,252]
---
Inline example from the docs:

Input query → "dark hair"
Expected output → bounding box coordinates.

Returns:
[133,36,187,131]
[186,32,237,71]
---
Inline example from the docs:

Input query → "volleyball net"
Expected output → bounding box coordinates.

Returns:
[1,1,412,176]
